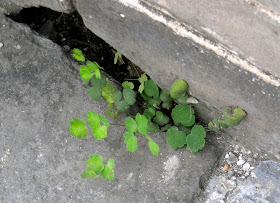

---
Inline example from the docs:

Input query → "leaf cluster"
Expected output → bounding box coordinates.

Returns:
[81,154,115,180]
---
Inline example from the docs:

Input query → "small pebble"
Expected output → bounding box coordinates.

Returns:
[242,163,250,171]
[0,42,3,49]
[237,159,245,166]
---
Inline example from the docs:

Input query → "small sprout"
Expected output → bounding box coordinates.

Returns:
[223,106,246,127]
[170,79,188,99]
[114,51,122,64]
[72,48,85,62]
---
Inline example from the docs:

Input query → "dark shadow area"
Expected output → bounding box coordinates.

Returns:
[8,7,143,83]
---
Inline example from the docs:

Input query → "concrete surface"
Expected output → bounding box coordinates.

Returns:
[2,0,280,162]
[71,0,280,161]
[0,12,224,202]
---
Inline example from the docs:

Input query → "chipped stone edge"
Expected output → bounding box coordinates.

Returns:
[117,0,280,87]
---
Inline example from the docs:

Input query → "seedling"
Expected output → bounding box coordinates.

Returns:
[69,49,247,179]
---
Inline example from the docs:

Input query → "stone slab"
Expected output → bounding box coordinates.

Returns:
[0,13,223,202]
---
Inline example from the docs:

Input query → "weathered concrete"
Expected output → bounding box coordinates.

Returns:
[0,12,224,202]
[3,0,280,162]
[71,0,280,161]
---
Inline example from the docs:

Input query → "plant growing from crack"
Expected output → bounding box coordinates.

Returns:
[69,48,247,180]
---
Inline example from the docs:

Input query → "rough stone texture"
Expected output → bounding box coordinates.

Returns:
[73,0,280,161]
[198,160,280,203]
[0,0,74,14]
[4,0,280,162]
[0,13,224,202]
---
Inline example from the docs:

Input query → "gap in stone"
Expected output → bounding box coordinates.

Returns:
[7,7,144,84]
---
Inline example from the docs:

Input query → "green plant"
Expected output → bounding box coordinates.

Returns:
[114,51,122,64]
[69,49,247,179]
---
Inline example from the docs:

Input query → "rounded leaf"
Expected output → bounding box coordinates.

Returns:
[148,121,160,132]
[72,48,85,62]
[178,93,189,105]
[99,115,110,127]
[69,118,88,138]
[92,125,107,140]
[136,113,148,135]
[91,74,107,88]
[144,79,159,98]
[148,139,160,156]
[86,154,104,174]
[171,105,195,127]
[170,79,188,99]
[114,90,122,101]
[102,83,115,104]
[186,125,206,153]
[122,81,134,89]
[87,111,100,129]
[153,111,170,126]
[123,88,136,105]
[160,89,172,102]
[101,158,116,180]
[166,127,187,150]
[88,86,102,101]
[162,101,173,110]
[116,100,130,113]
[125,117,137,133]
[123,132,138,152]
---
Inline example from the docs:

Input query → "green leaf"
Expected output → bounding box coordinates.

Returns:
[114,52,119,64]
[171,105,195,127]
[146,97,161,109]
[144,79,159,98]
[178,125,191,134]
[141,91,150,100]
[144,108,156,117]
[99,115,110,127]
[186,125,206,153]
[86,154,104,174]
[88,86,102,101]
[91,74,107,88]
[114,90,122,101]
[138,74,148,84]
[143,108,156,121]
[166,127,187,150]
[125,117,137,133]
[106,104,119,119]
[102,83,115,103]
[178,93,189,105]
[161,124,172,132]
[122,81,134,89]
[170,79,188,99]
[153,111,170,126]
[160,89,172,102]
[87,111,100,129]
[148,121,160,132]
[145,135,160,156]
[218,119,228,129]
[72,48,85,62]
[123,88,136,105]
[69,118,88,138]
[135,113,149,135]
[123,132,138,152]
[208,118,219,131]
[80,65,94,85]
[115,100,130,113]
[162,101,173,110]
[102,158,115,180]
[81,171,99,179]
[92,125,107,140]
[223,106,247,127]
